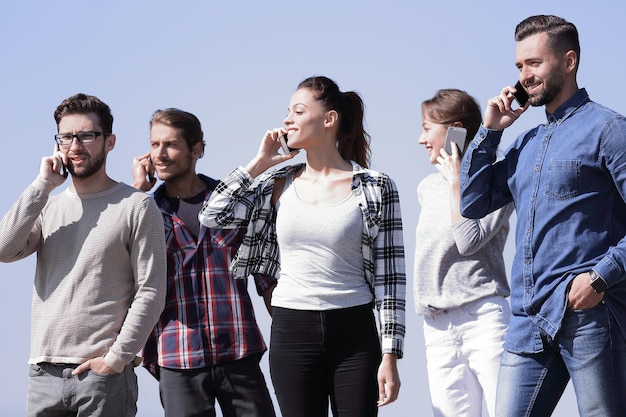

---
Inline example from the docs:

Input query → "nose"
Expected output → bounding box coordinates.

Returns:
[151,143,167,161]
[418,132,427,145]
[68,136,85,151]
[283,111,292,126]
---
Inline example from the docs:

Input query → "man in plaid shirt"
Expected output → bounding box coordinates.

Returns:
[132,108,276,417]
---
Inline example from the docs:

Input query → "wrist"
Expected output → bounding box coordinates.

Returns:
[382,352,398,363]
[131,180,152,192]
[449,177,460,188]
[244,157,268,178]
[589,270,607,293]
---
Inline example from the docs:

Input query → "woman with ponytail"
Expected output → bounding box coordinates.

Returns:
[200,75,406,417]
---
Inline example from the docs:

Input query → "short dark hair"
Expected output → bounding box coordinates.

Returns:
[150,108,205,156]
[54,93,114,133]
[515,15,580,70]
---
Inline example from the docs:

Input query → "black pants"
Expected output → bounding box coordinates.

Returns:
[159,355,276,417]
[269,304,382,417]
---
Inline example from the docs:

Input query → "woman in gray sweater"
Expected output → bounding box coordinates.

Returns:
[414,89,513,417]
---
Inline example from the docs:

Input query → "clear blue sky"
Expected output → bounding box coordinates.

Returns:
[2,1,624,416]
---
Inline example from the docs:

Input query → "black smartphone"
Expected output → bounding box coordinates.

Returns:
[512,80,529,108]
[279,134,297,154]
[147,157,155,183]
[56,144,69,178]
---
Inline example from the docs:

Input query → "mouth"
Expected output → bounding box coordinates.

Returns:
[525,80,541,94]
[69,155,87,165]
[153,160,173,171]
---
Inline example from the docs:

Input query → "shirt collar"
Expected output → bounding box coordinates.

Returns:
[545,88,589,124]
[153,173,218,210]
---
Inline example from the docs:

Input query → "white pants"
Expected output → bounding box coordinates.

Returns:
[423,296,510,417]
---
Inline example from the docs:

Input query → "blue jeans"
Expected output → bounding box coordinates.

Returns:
[269,304,382,417]
[159,354,276,417]
[496,301,626,417]
[26,362,138,417]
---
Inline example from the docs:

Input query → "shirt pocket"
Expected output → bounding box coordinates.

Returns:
[545,159,581,200]
[209,227,245,248]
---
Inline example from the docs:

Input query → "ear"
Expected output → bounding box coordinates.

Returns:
[192,141,204,159]
[324,110,339,127]
[564,50,577,74]
[105,133,116,152]
[451,121,464,128]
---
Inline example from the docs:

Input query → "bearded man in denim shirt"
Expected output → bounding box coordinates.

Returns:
[460,15,626,417]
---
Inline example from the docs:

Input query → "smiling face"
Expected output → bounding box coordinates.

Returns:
[516,32,573,113]
[57,113,112,178]
[282,88,330,150]
[149,122,197,182]
[418,114,448,165]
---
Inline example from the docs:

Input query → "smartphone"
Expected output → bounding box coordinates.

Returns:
[444,126,467,155]
[279,134,297,154]
[147,157,155,183]
[56,144,69,178]
[512,80,529,108]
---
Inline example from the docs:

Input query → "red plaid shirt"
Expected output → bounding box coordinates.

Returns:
[142,175,275,378]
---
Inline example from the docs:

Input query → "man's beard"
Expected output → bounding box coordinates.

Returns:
[68,145,106,178]
[155,153,193,182]
[529,71,564,108]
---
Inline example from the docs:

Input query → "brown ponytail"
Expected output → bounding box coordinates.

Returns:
[297,76,371,168]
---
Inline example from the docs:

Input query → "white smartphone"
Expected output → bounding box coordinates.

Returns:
[279,134,296,154]
[444,126,467,155]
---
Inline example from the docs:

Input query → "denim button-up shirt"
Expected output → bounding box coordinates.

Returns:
[460,89,626,353]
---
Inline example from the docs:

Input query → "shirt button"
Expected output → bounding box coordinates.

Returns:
[535,166,540,171]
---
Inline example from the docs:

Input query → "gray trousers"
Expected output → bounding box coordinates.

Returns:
[26,362,138,417]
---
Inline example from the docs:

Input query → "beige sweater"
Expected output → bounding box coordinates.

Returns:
[0,176,166,372]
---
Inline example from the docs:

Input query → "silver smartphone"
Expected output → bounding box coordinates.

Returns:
[444,126,467,154]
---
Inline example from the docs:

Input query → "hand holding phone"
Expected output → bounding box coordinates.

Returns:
[444,126,467,155]
[56,144,69,178]
[147,157,156,183]
[279,134,297,154]
[512,80,529,109]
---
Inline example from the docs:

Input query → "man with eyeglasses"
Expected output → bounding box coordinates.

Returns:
[0,93,167,416]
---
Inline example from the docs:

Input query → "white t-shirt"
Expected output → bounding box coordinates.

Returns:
[273,175,372,310]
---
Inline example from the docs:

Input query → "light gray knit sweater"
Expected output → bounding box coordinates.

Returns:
[414,173,513,316]
[0,177,166,372]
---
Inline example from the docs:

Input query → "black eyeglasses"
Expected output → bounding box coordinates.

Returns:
[54,131,107,148]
